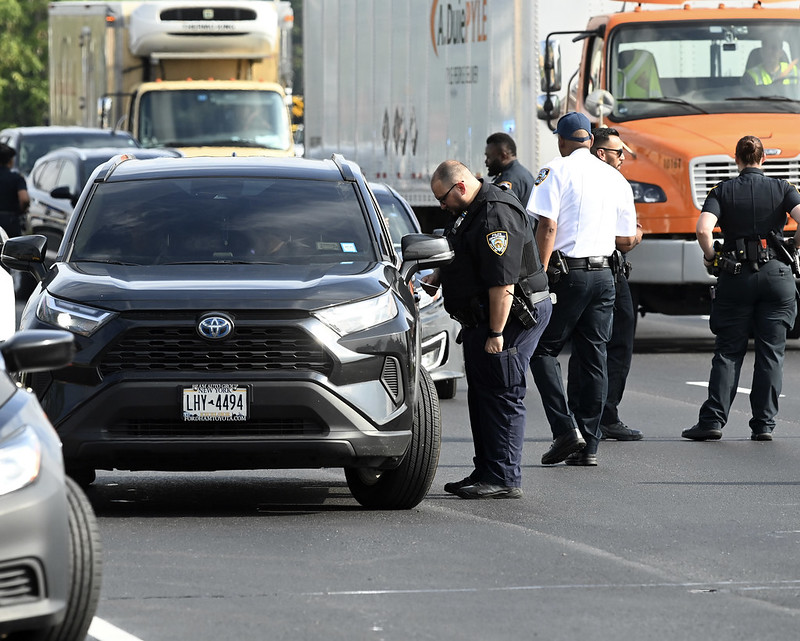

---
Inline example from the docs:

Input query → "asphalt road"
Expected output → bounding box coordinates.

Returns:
[76,313,800,641]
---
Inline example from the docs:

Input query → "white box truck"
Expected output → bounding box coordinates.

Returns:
[305,0,800,324]
[49,0,296,157]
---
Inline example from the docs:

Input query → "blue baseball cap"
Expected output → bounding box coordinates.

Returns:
[554,112,592,142]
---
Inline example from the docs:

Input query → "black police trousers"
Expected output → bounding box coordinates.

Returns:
[698,259,797,433]
[461,297,552,487]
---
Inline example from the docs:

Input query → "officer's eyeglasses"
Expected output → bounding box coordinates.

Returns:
[598,147,624,157]
[436,181,461,204]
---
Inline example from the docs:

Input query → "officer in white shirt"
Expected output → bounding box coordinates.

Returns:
[527,112,638,467]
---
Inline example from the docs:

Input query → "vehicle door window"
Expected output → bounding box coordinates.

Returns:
[34,160,63,193]
[56,159,80,194]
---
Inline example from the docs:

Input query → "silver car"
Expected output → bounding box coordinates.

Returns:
[370,182,464,398]
[0,330,101,640]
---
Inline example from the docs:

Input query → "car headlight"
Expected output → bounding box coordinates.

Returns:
[313,290,399,336]
[36,293,116,337]
[0,425,42,496]
[628,180,667,204]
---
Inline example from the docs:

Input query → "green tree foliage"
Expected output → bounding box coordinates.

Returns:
[0,0,49,129]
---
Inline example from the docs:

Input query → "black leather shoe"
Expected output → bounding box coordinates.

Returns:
[681,423,722,441]
[444,476,474,494]
[455,482,522,499]
[541,429,586,465]
[564,451,598,466]
[600,421,643,441]
[751,429,773,441]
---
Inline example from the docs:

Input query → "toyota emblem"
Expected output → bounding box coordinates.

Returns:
[197,313,233,339]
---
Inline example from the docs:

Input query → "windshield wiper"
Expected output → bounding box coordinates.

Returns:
[725,95,798,103]
[619,97,709,114]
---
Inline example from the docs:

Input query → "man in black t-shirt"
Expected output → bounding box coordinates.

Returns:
[0,143,29,238]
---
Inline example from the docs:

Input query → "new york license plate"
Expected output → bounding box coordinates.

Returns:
[182,383,248,421]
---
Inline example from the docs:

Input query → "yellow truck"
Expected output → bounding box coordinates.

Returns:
[49,0,295,157]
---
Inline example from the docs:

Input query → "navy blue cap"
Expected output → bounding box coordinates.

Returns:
[554,112,592,142]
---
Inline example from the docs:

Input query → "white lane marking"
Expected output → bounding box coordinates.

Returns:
[304,578,800,596]
[687,381,785,398]
[88,617,145,641]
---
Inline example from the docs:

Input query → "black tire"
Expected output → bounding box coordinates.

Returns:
[434,377,457,399]
[345,367,441,509]
[65,467,96,488]
[45,477,103,641]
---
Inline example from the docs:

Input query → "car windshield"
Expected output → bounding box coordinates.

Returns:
[608,19,800,122]
[69,177,377,265]
[137,89,293,151]
[18,133,137,174]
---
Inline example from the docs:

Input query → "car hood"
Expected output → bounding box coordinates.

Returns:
[44,262,395,312]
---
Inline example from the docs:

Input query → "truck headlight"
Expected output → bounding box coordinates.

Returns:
[36,293,116,337]
[628,180,667,204]
[313,290,398,336]
[0,425,41,496]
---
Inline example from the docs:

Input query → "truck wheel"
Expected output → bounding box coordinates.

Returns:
[434,377,457,399]
[33,477,102,641]
[345,367,441,509]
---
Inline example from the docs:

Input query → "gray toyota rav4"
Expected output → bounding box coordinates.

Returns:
[2,154,453,509]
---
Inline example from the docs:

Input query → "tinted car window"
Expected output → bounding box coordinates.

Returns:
[57,159,79,193]
[32,159,62,193]
[374,192,418,253]
[18,133,138,174]
[70,177,377,265]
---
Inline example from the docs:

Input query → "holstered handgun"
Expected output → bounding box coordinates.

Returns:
[547,250,569,285]
[767,231,800,277]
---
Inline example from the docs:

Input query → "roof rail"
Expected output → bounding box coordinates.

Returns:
[331,153,356,182]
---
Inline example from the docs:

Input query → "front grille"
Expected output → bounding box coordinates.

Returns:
[160,8,257,21]
[691,155,800,209]
[108,418,326,438]
[0,563,40,606]
[99,326,333,375]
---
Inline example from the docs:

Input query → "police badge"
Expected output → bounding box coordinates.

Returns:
[534,168,550,185]
[487,230,509,255]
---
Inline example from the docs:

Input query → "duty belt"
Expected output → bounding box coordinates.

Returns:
[564,256,611,270]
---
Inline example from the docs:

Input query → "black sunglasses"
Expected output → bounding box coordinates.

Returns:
[436,182,460,204]
[598,147,624,157]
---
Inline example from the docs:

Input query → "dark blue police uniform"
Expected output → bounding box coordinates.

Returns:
[0,166,26,237]
[691,168,800,439]
[439,181,551,488]
[491,159,535,207]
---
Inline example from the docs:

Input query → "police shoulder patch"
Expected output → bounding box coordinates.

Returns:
[487,230,509,256]
[534,168,550,186]
[498,180,513,191]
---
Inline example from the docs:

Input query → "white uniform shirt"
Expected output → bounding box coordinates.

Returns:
[527,147,637,258]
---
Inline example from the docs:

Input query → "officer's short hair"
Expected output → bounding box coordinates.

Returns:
[0,143,15,166]
[591,127,620,151]
[486,132,517,157]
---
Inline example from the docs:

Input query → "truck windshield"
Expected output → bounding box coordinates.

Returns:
[136,89,292,151]
[609,20,800,121]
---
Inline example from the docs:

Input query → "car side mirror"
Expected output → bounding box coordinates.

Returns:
[0,330,75,373]
[1,234,48,281]
[50,185,79,207]
[399,233,454,282]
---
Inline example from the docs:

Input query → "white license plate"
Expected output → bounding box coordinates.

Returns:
[182,384,248,421]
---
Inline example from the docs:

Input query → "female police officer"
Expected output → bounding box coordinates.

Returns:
[682,135,800,442]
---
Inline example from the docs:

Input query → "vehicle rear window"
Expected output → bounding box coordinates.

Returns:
[18,133,138,174]
[69,177,377,265]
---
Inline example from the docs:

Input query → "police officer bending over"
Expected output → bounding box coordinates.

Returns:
[682,135,800,442]
[423,160,552,499]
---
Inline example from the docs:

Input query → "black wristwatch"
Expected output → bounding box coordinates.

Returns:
[488,330,503,338]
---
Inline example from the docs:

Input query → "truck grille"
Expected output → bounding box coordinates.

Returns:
[691,155,800,209]
[0,563,40,605]
[160,8,257,21]
[99,326,333,375]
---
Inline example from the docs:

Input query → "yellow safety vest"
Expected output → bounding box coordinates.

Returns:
[746,61,799,86]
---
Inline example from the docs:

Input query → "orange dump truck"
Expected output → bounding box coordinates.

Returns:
[546,0,800,320]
